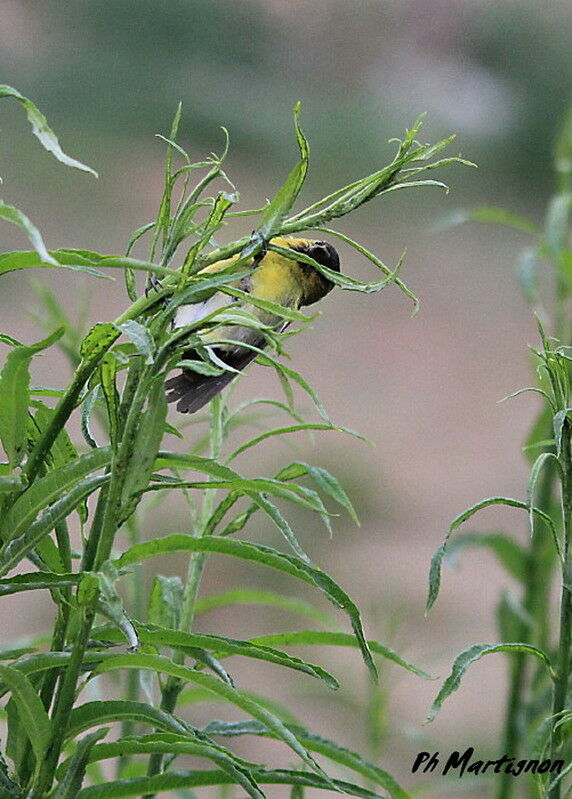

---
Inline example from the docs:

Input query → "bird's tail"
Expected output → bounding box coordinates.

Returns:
[165,349,259,413]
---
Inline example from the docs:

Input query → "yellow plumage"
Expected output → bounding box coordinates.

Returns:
[166,236,340,413]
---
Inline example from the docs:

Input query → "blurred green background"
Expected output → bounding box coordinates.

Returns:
[2,1,572,796]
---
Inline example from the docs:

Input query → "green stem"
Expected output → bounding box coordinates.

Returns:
[92,377,149,570]
[32,361,152,793]
[548,419,572,799]
[18,580,72,788]
[497,462,555,799]
[80,483,109,572]
[24,358,107,485]
[146,397,223,793]
[23,283,169,489]
[118,514,145,778]
[37,518,74,712]
[30,607,95,798]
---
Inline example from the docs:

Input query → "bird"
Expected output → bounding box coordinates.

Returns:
[165,236,340,413]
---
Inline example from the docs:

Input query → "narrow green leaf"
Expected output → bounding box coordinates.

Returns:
[0,327,64,467]
[119,377,168,523]
[52,728,109,799]
[80,323,121,362]
[0,647,37,661]
[75,768,385,799]
[0,446,111,544]
[116,535,377,680]
[81,387,100,449]
[152,103,184,260]
[443,533,527,582]
[204,722,410,799]
[277,462,359,525]
[0,571,81,596]
[0,202,57,265]
[123,265,137,302]
[0,249,169,279]
[0,473,109,576]
[126,221,155,257]
[226,424,351,463]
[189,336,331,422]
[527,451,563,548]
[176,359,224,376]
[256,352,331,422]
[427,643,554,722]
[60,733,265,799]
[219,286,312,322]
[499,385,554,409]
[92,623,338,689]
[292,730,409,799]
[227,398,306,427]
[303,464,360,523]
[5,696,25,775]
[62,733,256,772]
[0,334,23,347]
[117,320,155,364]
[0,664,51,763]
[245,491,313,561]
[427,497,560,611]
[553,409,571,458]
[250,631,433,680]
[99,353,120,450]
[317,227,419,311]
[67,700,198,742]
[148,576,184,630]
[92,653,330,780]
[0,84,97,175]
[270,242,401,294]
[154,451,244,480]
[151,470,332,524]
[90,563,138,652]
[258,102,309,241]
[29,401,78,470]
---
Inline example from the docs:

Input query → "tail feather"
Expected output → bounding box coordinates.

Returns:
[165,349,260,413]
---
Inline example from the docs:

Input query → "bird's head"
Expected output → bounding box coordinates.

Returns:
[273,237,341,307]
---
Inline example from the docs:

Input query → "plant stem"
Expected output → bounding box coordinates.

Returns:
[118,514,146,778]
[497,462,555,799]
[32,360,151,794]
[30,607,95,798]
[548,419,572,799]
[24,359,106,485]
[92,376,149,569]
[24,290,164,489]
[80,483,109,572]
[145,397,223,793]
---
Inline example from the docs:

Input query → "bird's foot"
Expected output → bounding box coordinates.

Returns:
[145,274,163,297]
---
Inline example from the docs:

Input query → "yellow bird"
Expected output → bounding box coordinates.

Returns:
[165,236,340,413]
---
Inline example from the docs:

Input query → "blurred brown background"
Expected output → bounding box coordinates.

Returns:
[2,1,570,796]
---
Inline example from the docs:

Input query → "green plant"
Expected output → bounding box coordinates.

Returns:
[0,85,467,798]
[426,111,572,798]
